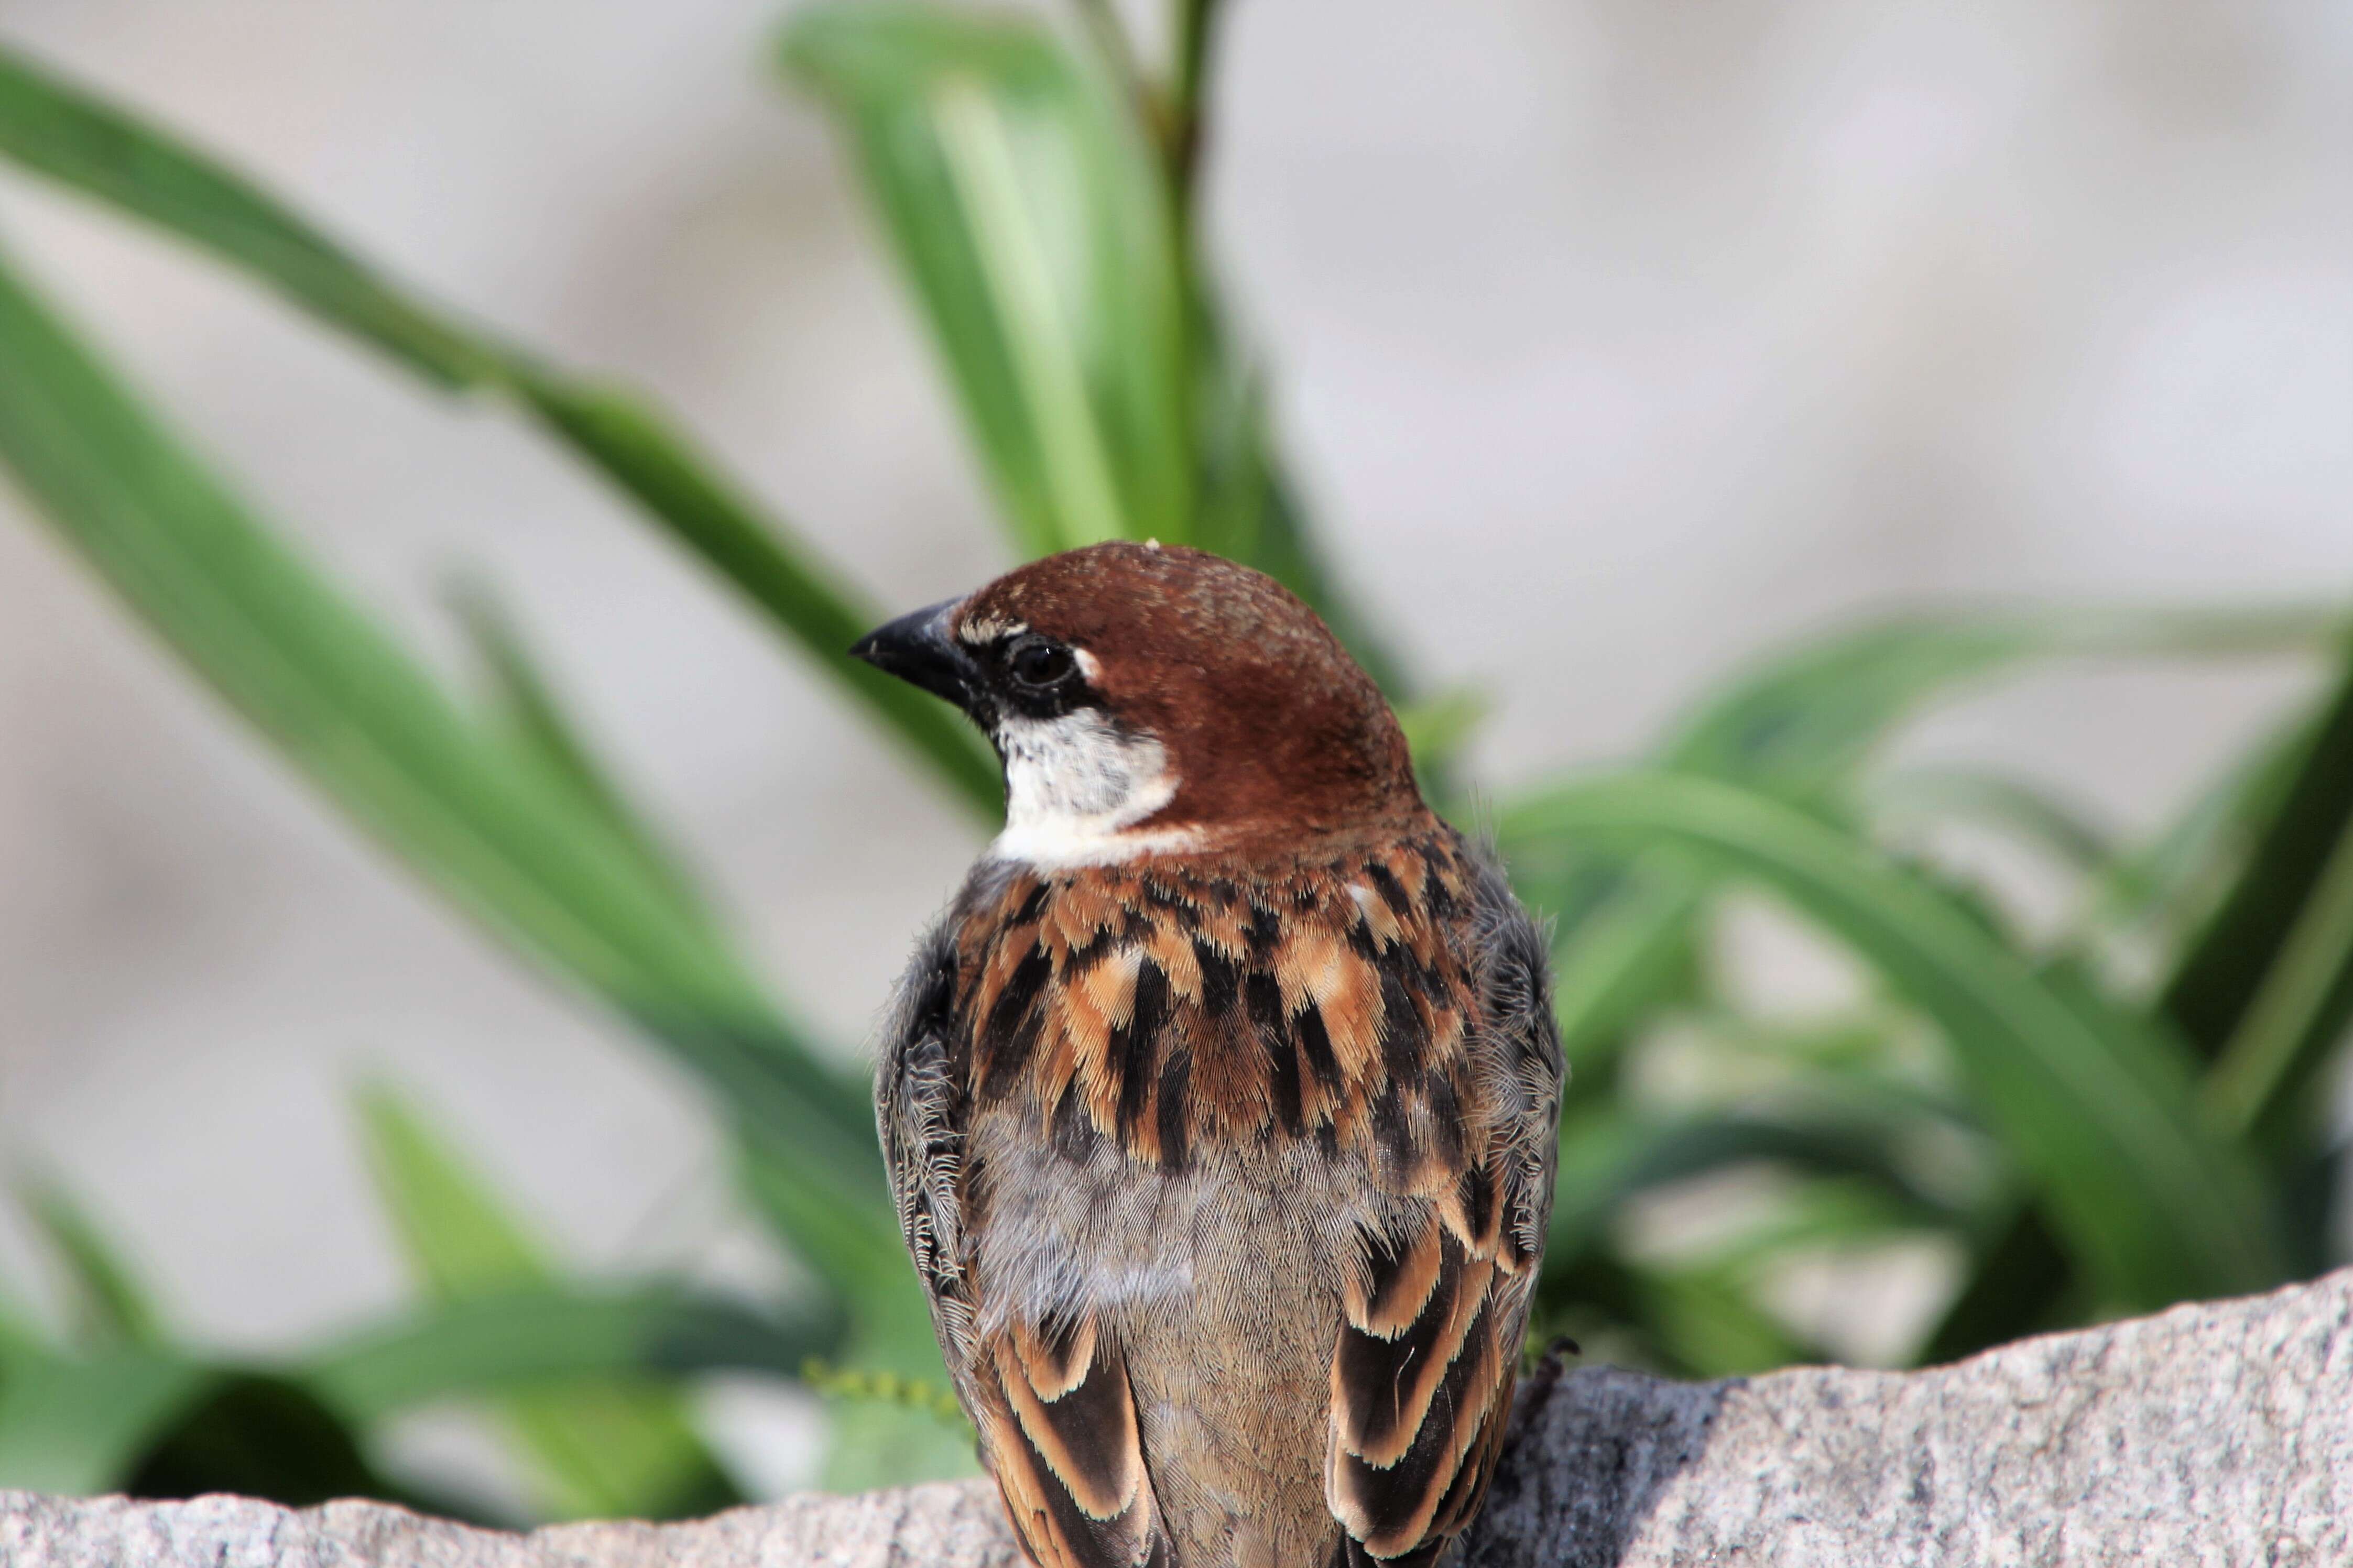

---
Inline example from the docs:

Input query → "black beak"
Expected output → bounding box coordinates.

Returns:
[849,598,983,711]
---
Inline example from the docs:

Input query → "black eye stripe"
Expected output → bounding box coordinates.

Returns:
[984,633,1101,724]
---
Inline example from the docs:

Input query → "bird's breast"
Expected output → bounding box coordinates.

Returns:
[967,1109,1374,1340]
[950,834,1491,1186]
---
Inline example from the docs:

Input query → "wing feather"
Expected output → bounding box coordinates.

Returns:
[1326,1211,1513,1556]
[982,1313,1167,1568]
[1323,847,1563,1565]
[880,909,1169,1568]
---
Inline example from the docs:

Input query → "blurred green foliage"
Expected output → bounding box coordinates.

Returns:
[1,0,2349,1518]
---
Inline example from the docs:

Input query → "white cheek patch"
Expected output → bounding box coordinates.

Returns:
[987,709,1199,869]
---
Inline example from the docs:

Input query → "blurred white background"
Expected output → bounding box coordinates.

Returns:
[1,0,2348,1499]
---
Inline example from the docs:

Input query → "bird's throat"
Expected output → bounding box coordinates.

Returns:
[988,709,1200,870]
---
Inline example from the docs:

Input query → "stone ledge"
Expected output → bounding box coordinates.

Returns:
[7,1267,2348,1567]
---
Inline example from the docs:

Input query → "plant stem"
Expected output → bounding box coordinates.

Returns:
[1168,0,1228,220]
[1065,0,1222,231]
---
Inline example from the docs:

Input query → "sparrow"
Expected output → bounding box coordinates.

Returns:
[852,542,1563,1568]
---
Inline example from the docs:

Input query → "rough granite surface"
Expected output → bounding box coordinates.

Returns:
[6,1267,2347,1567]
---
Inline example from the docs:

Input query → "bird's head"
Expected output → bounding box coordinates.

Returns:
[852,542,1423,867]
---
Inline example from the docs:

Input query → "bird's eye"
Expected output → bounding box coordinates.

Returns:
[1006,638,1077,690]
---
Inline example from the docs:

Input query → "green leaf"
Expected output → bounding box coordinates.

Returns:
[18,1181,165,1349]
[1922,681,2352,1363]
[1546,1104,1964,1264]
[0,242,883,1201]
[783,2,1190,555]
[734,1144,910,1319]
[511,375,1001,810]
[354,1084,739,1521]
[1689,1178,1929,1276]
[1395,687,1489,785]
[1632,1265,1817,1378]
[355,1086,557,1298]
[445,576,715,927]
[1866,766,2118,878]
[1503,770,2285,1310]
[123,1372,413,1510]
[2168,655,2353,1139]
[0,1277,46,1362]
[0,1348,209,1493]
[2083,708,2318,950]
[0,41,998,816]
[1669,607,2346,798]
[1537,857,1707,1075]
[733,1145,974,1491]
[1512,607,2349,1090]
[2202,819,2353,1140]
[305,1284,845,1425]
[1916,1205,2074,1364]
[0,1339,437,1509]
[0,46,496,385]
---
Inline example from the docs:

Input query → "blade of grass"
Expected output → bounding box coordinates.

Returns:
[1049,0,1385,687]
[510,375,1003,812]
[2201,818,2353,1138]
[1669,607,2344,797]
[2164,656,2353,1086]
[934,79,1131,547]
[0,41,998,815]
[2183,651,2353,1143]
[2279,1138,2347,1277]
[0,1348,210,1493]
[2078,708,2319,954]
[0,46,493,385]
[782,2,1190,556]
[0,36,1379,786]
[1866,766,2118,878]
[1921,681,2349,1361]
[0,243,883,1198]
[445,575,715,927]
[1926,653,2353,1352]
[1546,1104,1965,1264]
[1915,1202,2075,1365]
[304,1284,846,1426]
[18,1180,165,1350]
[0,1342,453,1511]
[1069,0,1152,128]
[1691,1178,1930,1277]
[1635,1265,1818,1378]
[1515,608,2350,1088]
[732,1145,976,1491]
[0,1277,46,1362]
[1542,860,1707,1078]
[1503,769,2285,1310]
[355,1083,739,1521]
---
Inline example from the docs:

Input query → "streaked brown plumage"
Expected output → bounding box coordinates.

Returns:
[857,543,1563,1567]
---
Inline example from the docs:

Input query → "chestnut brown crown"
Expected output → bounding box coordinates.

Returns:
[851,542,1423,854]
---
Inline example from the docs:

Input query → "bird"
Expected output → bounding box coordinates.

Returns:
[852,541,1563,1568]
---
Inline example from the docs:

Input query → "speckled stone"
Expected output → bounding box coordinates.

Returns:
[7,1268,2347,1567]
